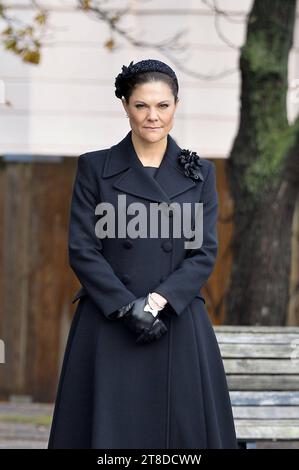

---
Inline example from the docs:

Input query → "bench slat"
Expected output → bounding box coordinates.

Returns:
[214,326,299,334]
[232,406,299,419]
[229,391,299,405]
[219,344,296,358]
[227,375,299,390]
[223,359,299,374]
[215,333,299,344]
[235,423,299,440]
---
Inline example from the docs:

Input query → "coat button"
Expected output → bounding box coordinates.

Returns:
[161,241,173,252]
[123,240,133,249]
[121,274,131,285]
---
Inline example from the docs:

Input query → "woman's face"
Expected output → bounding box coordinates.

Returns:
[122,80,179,143]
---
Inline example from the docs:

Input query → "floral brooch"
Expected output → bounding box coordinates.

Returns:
[177,149,204,182]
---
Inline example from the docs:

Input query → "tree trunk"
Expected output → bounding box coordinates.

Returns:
[225,0,299,325]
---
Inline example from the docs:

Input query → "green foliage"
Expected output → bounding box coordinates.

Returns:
[81,0,91,9]
[244,35,279,76]
[237,5,296,202]
[0,414,51,426]
[22,49,40,64]
[243,32,290,78]
[34,12,48,25]
[1,24,41,64]
[244,125,296,198]
[0,3,44,64]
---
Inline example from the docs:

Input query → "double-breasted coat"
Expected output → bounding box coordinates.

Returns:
[48,130,237,449]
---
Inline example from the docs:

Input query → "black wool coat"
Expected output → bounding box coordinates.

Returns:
[48,130,237,449]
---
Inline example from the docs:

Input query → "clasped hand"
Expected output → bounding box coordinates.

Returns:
[114,294,168,344]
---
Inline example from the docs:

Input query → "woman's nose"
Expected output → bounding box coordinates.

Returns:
[147,108,159,119]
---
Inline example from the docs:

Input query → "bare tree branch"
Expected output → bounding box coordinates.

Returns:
[0,0,238,80]
[201,0,244,49]
[202,0,248,24]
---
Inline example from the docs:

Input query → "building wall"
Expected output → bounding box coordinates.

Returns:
[1,0,297,158]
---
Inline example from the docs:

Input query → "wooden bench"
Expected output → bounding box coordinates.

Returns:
[214,325,299,448]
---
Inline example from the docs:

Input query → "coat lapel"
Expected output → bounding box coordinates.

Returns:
[102,130,200,203]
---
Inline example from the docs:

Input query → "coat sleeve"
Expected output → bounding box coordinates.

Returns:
[68,153,137,319]
[154,162,218,316]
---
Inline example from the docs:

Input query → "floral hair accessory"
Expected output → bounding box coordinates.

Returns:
[114,59,178,100]
[177,149,204,182]
[115,61,135,99]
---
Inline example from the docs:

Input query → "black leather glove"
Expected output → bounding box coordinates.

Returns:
[136,315,168,344]
[113,295,168,344]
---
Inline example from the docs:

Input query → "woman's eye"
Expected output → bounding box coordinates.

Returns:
[135,104,169,109]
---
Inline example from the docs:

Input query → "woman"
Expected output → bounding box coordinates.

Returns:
[48,59,237,449]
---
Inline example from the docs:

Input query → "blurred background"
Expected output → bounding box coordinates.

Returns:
[0,0,299,449]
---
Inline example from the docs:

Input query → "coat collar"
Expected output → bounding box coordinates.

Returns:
[102,130,201,203]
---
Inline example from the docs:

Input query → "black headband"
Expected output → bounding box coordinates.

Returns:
[114,59,178,99]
